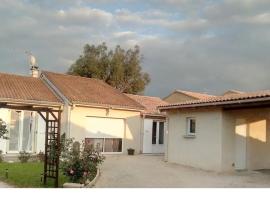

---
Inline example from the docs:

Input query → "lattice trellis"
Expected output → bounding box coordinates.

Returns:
[38,111,61,187]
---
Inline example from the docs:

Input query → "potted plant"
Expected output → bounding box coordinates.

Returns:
[127,148,135,155]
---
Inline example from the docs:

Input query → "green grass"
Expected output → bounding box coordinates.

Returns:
[0,162,69,188]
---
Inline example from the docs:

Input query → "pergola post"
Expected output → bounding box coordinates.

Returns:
[38,110,61,188]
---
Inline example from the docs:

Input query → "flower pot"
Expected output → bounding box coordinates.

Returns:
[127,149,135,155]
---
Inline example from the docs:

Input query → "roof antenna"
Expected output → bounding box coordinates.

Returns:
[25,51,39,78]
[25,51,38,68]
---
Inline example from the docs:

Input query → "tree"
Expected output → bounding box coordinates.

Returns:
[68,43,150,94]
[0,118,8,139]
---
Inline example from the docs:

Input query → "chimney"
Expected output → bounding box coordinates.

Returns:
[30,66,39,78]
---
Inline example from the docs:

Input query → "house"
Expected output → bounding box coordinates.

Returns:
[125,94,168,154]
[159,91,270,171]
[163,90,215,103]
[0,66,168,157]
[41,70,144,154]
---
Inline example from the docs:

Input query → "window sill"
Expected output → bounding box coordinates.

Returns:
[183,134,196,139]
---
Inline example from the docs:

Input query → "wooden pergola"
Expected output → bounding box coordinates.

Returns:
[0,72,65,187]
[0,101,62,187]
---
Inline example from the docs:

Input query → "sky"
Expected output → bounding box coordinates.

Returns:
[0,0,270,97]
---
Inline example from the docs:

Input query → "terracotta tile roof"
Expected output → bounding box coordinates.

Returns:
[125,94,168,115]
[42,71,144,110]
[159,90,270,110]
[175,90,216,100]
[0,72,62,105]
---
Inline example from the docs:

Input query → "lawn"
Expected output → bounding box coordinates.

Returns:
[0,162,69,188]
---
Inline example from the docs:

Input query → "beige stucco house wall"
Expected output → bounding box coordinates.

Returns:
[166,107,270,171]
[163,90,215,104]
[163,92,197,103]
[221,108,270,171]
[66,106,141,153]
[166,108,224,171]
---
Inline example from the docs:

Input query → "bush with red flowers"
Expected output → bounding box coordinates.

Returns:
[60,137,105,184]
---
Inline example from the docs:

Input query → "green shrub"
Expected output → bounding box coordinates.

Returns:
[0,118,8,139]
[18,151,31,163]
[37,151,45,162]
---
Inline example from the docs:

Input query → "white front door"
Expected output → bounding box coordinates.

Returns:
[143,119,165,154]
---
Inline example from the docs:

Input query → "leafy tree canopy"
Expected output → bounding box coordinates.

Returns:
[68,43,150,94]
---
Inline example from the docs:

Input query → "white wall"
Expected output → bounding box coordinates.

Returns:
[166,107,270,171]
[167,108,223,171]
[68,106,141,154]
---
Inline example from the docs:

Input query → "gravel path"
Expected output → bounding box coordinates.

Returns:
[95,155,270,188]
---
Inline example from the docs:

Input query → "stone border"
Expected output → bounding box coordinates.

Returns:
[85,168,100,188]
[63,168,100,188]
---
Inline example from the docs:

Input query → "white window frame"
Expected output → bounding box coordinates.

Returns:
[186,117,196,137]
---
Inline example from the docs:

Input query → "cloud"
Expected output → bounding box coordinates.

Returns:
[0,0,270,97]
[55,7,113,27]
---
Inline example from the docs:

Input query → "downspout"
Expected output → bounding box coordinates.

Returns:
[140,114,145,154]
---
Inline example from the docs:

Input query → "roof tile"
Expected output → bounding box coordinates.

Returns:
[160,90,270,110]
[126,94,168,115]
[42,71,144,110]
[0,72,61,105]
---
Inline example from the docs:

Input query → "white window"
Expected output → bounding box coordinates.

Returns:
[85,138,122,153]
[186,118,196,136]
[9,110,34,152]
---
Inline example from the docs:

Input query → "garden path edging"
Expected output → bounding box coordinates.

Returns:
[63,168,100,188]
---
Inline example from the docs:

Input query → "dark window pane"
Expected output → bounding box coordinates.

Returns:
[152,121,157,144]
[104,138,122,152]
[190,119,196,133]
[159,122,164,144]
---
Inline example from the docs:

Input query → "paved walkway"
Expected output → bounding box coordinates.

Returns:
[0,181,12,188]
[95,155,270,188]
